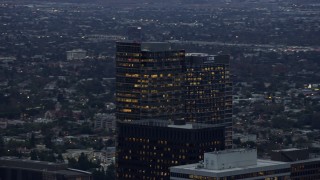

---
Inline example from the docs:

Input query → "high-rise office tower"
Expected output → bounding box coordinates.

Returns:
[185,53,233,148]
[116,42,185,122]
[116,120,225,180]
[115,41,233,180]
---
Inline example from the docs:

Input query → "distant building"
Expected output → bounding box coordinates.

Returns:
[0,119,25,129]
[0,56,16,63]
[101,147,116,165]
[87,34,125,42]
[63,149,94,161]
[0,157,92,180]
[66,49,87,60]
[94,113,116,132]
[33,118,53,124]
[0,120,7,129]
[116,119,225,180]
[233,133,257,143]
[170,149,291,180]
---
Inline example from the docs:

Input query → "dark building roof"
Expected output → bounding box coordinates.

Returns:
[0,157,67,171]
[0,157,92,178]
[271,148,309,162]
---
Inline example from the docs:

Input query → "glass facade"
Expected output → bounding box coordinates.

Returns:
[185,54,233,148]
[115,43,234,179]
[291,160,320,180]
[116,120,225,180]
[116,42,185,122]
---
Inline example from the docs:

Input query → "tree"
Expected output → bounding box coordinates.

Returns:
[92,169,106,180]
[44,130,54,149]
[44,135,53,149]
[46,152,56,162]
[105,139,114,147]
[30,150,38,160]
[68,153,100,171]
[80,123,93,134]
[93,138,104,150]
[6,139,25,151]
[311,112,320,129]
[233,138,241,146]
[271,116,294,129]
[78,153,91,170]
[28,133,36,148]
[0,135,4,156]
[68,157,79,169]
[56,153,64,163]
[105,163,115,180]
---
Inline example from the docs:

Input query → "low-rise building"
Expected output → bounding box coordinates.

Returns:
[66,49,87,61]
[171,148,320,180]
[170,149,291,180]
[0,157,92,180]
[94,113,115,132]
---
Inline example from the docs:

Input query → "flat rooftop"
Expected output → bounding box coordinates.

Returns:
[0,156,67,170]
[120,119,226,129]
[185,53,230,65]
[289,157,320,164]
[0,157,91,176]
[206,148,255,155]
[171,159,290,178]
[168,124,194,129]
[141,42,172,51]
[272,148,303,152]
[186,53,209,57]
[117,41,174,52]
